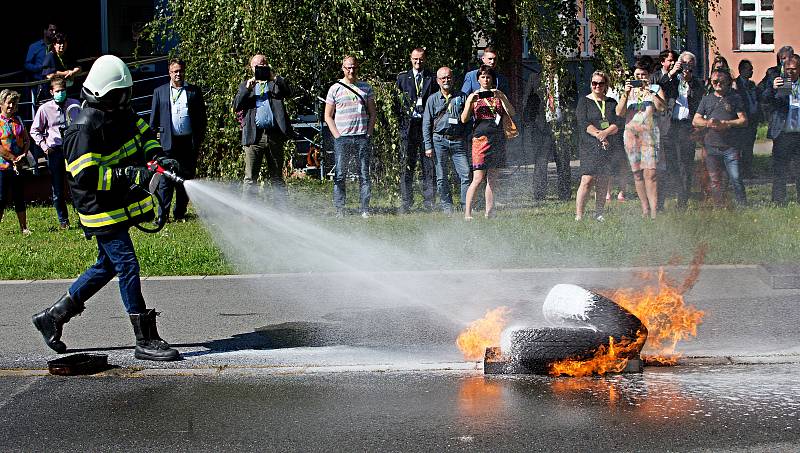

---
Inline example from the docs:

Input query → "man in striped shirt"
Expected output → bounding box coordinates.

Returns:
[324,55,377,218]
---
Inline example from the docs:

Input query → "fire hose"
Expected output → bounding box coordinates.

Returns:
[124,160,185,234]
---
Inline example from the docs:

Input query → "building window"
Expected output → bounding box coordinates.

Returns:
[638,0,663,56]
[738,0,774,50]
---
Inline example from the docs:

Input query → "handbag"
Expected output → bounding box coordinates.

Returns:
[502,114,519,139]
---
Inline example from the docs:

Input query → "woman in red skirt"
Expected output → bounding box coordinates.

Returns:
[461,65,515,220]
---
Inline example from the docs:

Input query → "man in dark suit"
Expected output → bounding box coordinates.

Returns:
[396,47,439,213]
[757,45,794,124]
[150,58,207,222]
[233,54,293,205]
[733,59,761,179]
[763,53,800,204]
[658,51,706,209]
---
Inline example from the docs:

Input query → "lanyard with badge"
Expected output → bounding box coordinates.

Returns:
[485,96,502,125]
[444,94,459,125]
[414,74,424,109]
[170,87,185,103]
[593,97,609,129]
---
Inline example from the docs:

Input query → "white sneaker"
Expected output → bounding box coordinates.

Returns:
[361,211,370,219]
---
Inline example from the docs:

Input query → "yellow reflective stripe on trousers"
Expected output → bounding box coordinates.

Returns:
[97,166,113,191]
[77,196,154,228]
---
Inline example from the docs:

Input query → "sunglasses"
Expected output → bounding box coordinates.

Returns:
[591,81,606,87]
[710,79,726,85]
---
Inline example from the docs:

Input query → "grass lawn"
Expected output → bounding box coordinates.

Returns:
[1,155,798,280]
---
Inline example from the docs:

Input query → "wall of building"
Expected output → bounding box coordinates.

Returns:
[710,0,800,82]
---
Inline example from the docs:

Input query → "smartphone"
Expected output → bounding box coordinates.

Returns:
[478,90,495,99]
[254,66,271,82]
[628,80,644,88]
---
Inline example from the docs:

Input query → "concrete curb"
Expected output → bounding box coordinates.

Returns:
[1,354,797,378]
[0,264,766,285]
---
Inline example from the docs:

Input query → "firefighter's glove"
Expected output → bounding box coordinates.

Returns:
[156,157,181,174]
[113,166,154,190]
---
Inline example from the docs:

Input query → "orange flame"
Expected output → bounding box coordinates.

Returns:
[549,332,647,377]
[456,307,510,360]
[550,245,707,375]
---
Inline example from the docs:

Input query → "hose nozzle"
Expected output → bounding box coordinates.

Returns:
[147,160,185,185]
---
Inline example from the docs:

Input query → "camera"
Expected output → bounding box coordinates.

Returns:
[254,65,271,82]
[478,90,495,99]
[628,80,644,88]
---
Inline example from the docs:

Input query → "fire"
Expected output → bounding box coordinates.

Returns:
[549,332,647,377]
[550,245,707,375]
[456,307,510,360]
[609,246,707,364]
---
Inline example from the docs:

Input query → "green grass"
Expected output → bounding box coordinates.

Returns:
[1,173,798,280]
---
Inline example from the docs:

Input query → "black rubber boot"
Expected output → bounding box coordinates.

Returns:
[31,293,85,353]
[129,309,180,361]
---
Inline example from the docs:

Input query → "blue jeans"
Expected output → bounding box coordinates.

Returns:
[432,134,471,208]
[333,134,371,212]
[705,146,746,205]
[69,228,146,314]
[46,147,69,224]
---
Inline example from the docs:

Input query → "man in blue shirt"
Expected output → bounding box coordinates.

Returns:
[24,24,58,80]
[423,67,470,213]
[461,46,510,95]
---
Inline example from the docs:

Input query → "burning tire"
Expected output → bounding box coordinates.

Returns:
[504,327,612,374]
[495,284,648,375]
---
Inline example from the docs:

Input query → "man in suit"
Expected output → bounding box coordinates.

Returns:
[396,47,439,212]
[658,51,706,210]
[233,54,293,205]
[149,58,207,222]
[461,46,510,95]
[757,45,794,123]
[733,59,760,179]
[762,53,800,204]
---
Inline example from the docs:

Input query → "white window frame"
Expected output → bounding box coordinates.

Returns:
[737,0,774,51]
[637,0,664,56]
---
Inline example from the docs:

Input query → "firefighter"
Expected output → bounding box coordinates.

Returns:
[32,55,180,361]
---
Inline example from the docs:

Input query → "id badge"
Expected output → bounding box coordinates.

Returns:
[495,114,501,126]
[600,120,610,129]
[448,117,458,125]
[357,103,363,113]
[415,97,423,107]
[791,95,800,108]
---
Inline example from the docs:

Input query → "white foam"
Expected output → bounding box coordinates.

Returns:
[542,283,596,328]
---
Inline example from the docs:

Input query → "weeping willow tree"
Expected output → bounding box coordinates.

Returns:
[145,0,498,187]
[516,0,719,101]
[145,0,718,184]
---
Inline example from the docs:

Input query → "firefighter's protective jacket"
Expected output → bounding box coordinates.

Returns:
[64,107,161,237]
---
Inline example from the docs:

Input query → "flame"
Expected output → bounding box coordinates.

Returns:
[456,307,510,360]
[550,245,707,375]
[549,332,647,377]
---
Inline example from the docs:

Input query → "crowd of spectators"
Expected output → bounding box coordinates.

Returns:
[4,26,800,231]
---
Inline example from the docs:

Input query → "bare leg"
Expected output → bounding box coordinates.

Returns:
[632,170,649,217]
[575,175,595,220]
[17,211,28,232]
[465,169,485,220]
[644,168,658,218]
[485,168,499,217]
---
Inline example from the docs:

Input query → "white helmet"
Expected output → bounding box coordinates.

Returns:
[82,55,133,107]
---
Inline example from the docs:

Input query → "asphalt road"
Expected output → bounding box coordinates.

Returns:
[1,266,799,450]
[2,265,799,370]
[1,364,798,452]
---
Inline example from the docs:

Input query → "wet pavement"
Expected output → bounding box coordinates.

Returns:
[2,266,799,450]
[1,363,798,451]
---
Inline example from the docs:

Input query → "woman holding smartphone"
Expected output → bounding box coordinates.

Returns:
[461,65,515,220]
[617,58,666,219]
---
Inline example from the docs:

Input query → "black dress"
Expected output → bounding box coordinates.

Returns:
[575,95,622,176]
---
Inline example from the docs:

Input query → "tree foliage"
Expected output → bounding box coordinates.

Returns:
[146,0,497,189]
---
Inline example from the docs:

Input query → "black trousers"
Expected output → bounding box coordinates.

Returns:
[157,135,197,220]
[771,131,800,203]
[399,118,435,210]
[659,120,696,209]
